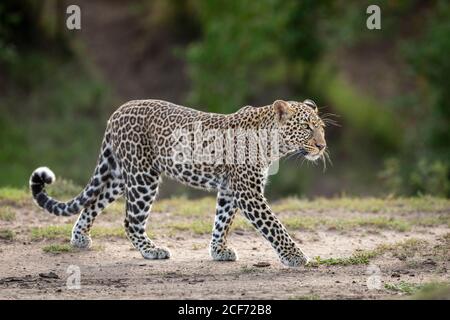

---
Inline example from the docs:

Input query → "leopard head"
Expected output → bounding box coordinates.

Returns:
[273,99,327,161]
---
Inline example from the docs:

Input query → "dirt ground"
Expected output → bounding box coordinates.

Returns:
[0,194,449,300]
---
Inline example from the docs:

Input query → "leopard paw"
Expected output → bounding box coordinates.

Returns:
[141,247,171,260]
[210,246,238,261]
[280,252,310,267]
[70,233,92,249]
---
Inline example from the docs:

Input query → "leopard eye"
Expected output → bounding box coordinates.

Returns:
[301,123,311,130]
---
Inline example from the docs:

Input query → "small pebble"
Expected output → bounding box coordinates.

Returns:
[39,272,59,279]
[253,262,270,268]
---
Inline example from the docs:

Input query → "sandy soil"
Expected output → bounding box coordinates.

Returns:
[0,197,449,300]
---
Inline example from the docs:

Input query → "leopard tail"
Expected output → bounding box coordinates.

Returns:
[29,130,116,216]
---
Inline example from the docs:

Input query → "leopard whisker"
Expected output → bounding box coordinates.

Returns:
[324,149,333,167]
[322,117,340,127]
[321,153,327,172]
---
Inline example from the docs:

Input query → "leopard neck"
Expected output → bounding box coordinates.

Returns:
[228,105,279,130]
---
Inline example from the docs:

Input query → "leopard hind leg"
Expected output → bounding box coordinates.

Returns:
[71,145,124,248]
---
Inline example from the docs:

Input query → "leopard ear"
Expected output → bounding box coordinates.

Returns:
[273,100,294,124]
[303,99,318,113]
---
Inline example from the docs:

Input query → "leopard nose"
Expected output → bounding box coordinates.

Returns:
[315,143,326,151]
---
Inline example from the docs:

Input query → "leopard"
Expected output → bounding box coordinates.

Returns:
[30,98,327,267]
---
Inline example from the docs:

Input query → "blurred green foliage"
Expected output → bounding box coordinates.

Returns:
[186,0,331,112]
[0,0,113,186]
[0,53,113,185]
[380,0,450,197]
[404,0,450,161]
[0,0,448,197]
[186,0,449,197]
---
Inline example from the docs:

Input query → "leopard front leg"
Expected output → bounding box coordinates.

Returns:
[210,191,238,261]
[235,192,310,267]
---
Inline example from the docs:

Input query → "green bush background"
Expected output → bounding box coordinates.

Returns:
[0,0,448,198]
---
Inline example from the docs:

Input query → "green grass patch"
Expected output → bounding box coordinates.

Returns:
[313,250,378,266]
[231,216,252,231]
[377,238,427,261]
[0,188,28,202]
[385,281,423,295]
[0,207,16,221]
[30,225,72,240]
[168,220,212,235]
[347,217,411,231]
[281,216,320,230]
[272,196,450,214]
[42,243,75,254]
[311,238,427,266]
[42,243,105,254]
[46,179,83,200]
[103,201,124,216]
[151,196,449,234]
[0,228,15,240]
[30,224,127,240]
[429,233,450,260]
[91,226,126,238]
[413,215,450,228]
[410,283,450,300]
[281,216,412,232]
[153,196,216,217]
[167,216,251,235]
[282,214,450,232]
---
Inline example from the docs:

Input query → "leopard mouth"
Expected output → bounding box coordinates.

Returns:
[305,153,321,161]
[286,148,321,161]
[298,148,322,161]
[296,148,308,156]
